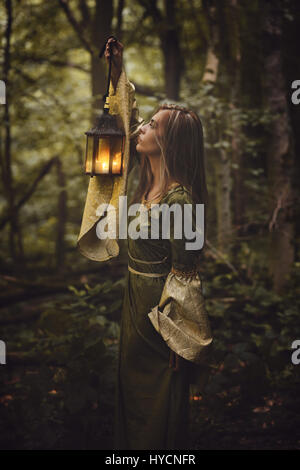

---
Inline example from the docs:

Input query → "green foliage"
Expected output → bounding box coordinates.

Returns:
[188,259,300,449]
[0,277,124,449]
[200,258,300,413]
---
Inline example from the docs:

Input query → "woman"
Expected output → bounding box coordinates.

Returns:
[103,39,213,450]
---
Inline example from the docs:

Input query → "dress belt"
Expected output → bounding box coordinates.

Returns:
[128,250,169,265]
[127,250,170,277]
[127,265,169,277]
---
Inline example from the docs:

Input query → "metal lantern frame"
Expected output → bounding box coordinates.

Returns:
[84,36,125,177]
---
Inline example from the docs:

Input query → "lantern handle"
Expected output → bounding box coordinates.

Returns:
[99,36,118,113]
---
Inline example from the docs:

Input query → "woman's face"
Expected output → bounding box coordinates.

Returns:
[136,109,170,157]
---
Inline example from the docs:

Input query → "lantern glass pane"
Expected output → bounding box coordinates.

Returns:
[85,136,94,174]
[95,137,110,174]
[110,136,124,174]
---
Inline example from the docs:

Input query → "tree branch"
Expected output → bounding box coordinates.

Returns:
[58,0,94,54]
[79,0,90,27]
[205,238,241,279]
[0,157,59,231]
[116,0,125,39]
[21,57,90,73]
[138,0,162,22]
[134,82,165,99]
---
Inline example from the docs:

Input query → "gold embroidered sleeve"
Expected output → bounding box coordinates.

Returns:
[128,83,144,173]
[110,76,144,174]
[77,67,142,262]
[148,269,213,364]
[129,85,144,139]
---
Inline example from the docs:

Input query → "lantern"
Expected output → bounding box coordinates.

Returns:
[84,113,125,176]
[84,37,125,177]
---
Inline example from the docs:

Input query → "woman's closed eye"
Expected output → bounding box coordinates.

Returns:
[145,121,153,128]
[148,119,156,129]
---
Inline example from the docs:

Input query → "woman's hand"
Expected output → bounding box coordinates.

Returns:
[104,38,124,90]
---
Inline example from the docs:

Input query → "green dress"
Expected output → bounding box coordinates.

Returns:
[113,183,212,450]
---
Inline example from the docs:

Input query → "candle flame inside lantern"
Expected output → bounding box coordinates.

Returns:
[95,138,110,174]
[112,151,122,174]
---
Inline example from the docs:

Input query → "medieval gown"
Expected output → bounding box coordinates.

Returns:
[114,181,213,450]
[77,68,213,451]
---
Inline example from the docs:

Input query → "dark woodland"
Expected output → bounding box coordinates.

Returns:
[0,0,299,450]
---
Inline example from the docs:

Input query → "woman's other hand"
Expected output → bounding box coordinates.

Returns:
[105,38,123,90]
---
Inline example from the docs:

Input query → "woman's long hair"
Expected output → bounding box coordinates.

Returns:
[131,104,208,208]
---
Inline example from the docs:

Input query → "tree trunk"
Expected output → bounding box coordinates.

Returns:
[116,0,125,40]
[160,0,183,100]
[2,0,24,265]
[262,4,295,293]
[215,146,232,252]
[202,46,219,83]
[55,157,67,271]
[201,4,233,254]
[90,0,114,120]
[282,0,300,267]
[137,0,183,101]
[59,0,115,122]
[231,60,243,228]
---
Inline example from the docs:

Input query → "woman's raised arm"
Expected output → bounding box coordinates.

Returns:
[105,38,144,172]
[104,38,123,90]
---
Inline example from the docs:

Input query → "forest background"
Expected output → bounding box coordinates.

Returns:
[0,0,299,450]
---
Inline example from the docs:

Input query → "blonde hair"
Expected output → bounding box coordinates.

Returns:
[131,104,208,208]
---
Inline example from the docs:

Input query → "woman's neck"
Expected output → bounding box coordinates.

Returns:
[148,156,161,188]
[147,155,179,192]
